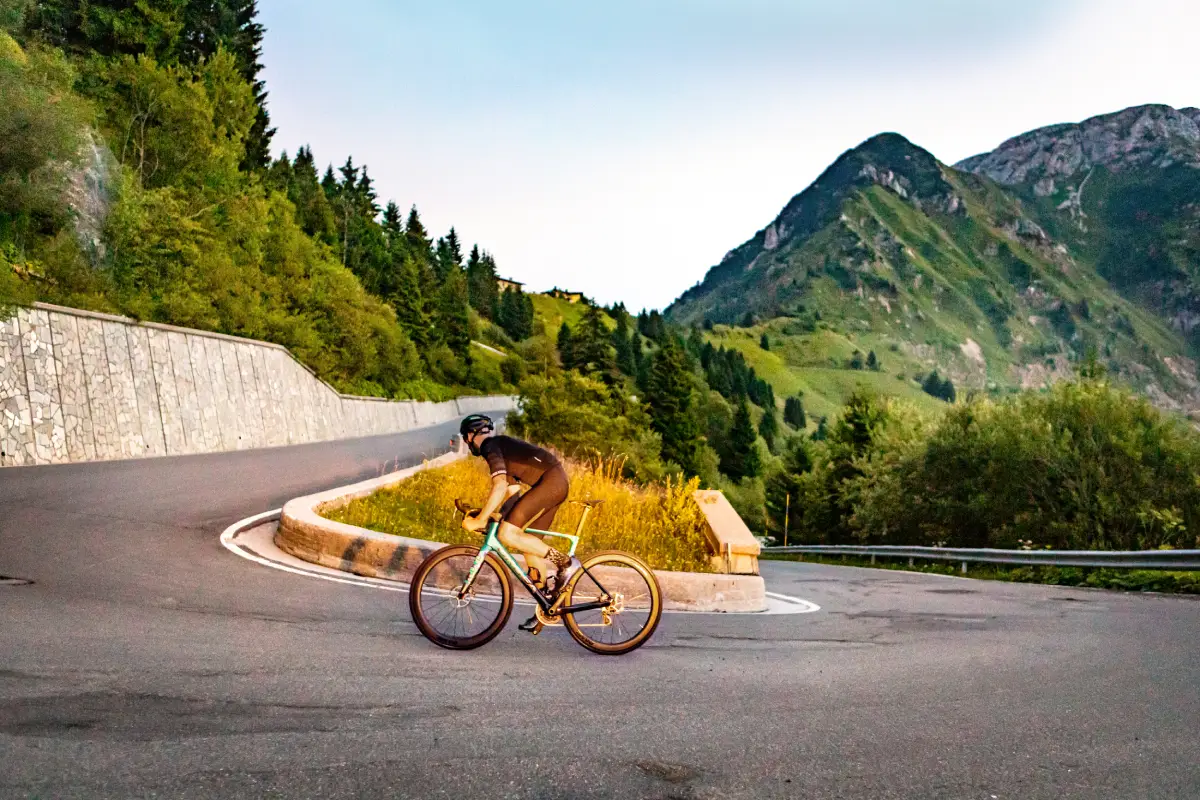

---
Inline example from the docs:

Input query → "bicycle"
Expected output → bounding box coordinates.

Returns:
[408,498,664,655]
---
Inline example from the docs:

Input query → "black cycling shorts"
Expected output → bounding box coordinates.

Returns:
[499,464,569,531]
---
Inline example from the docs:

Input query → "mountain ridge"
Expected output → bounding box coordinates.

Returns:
[667,104,1200,416]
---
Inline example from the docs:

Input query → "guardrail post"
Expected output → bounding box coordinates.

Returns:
[870,554,876,565]
[908,557,914,567]
[961,561,967,575]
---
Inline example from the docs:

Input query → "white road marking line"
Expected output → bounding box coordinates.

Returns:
[764,591,822,613]
[220,512,822,615]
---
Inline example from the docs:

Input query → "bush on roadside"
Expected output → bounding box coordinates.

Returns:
[506,371,667,482]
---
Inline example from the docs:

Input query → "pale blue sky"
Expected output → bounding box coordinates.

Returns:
[259,0,1197,312]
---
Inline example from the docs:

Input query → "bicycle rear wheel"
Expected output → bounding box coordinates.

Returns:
[561,551,663,655]
[409,545,513,650]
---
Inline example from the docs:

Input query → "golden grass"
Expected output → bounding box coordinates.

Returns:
[324,457,716,573]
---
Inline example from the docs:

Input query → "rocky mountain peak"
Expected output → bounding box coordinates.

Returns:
[955,104,1200,188]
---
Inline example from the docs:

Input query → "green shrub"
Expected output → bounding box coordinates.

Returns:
[507,371,666,482]
[849,378,1200,550]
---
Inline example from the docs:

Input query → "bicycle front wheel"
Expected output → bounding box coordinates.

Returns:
[409,545,513,650]
[561,551,663,655]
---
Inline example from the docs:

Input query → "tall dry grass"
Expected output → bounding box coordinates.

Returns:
[324,456,715,573]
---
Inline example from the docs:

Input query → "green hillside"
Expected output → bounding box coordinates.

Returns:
[668,124,1200,415]
[530,293,613,334]
[704,323,947,422]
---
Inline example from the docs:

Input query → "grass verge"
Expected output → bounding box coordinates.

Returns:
[761,552,1200,594]
[323,457,715,573]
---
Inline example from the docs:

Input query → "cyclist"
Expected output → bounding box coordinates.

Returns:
[458,415,572,629]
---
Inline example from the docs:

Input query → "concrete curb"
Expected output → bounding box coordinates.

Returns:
[275,454,767,613]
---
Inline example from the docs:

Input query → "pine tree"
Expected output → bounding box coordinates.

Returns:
[281,147,334,241]
[922,370,956,402]
[644,336,702,475]
[177,0,273,169]
[942,375,956,402]
[784,396,807,429]
[497,287,533,341]
[760,332,770,351]
[321,165,338,198]
[265,151,291,192]
[571,304,617,380]
[813,416,829,441]
[613,315,636,376]
[390,255,428,349]
[723,398,762,480]
[437,267,472,361]
[867,350,879,370]
[405,206,431,256]
[356,166,379,217]
[557,322,575,369]
[765,437,813,539]
[466,246,499,320]
[433,234,464,283]
[759,404,779,452]
[382,201,403,241]
[445,227,463,266]
[849,350,865,370]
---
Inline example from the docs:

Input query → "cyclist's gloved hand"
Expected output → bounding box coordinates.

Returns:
[461,512,487,533]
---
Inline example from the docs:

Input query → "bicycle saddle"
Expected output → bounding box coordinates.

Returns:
[454,499,482,516]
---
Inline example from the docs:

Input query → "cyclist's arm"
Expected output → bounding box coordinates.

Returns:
[476,474,509,521]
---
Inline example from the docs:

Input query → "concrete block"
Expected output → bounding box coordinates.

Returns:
[693,490,762,575]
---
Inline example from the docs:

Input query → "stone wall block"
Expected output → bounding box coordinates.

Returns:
[103,320,145,458]
[203,337,237,452]
[250,346,285,447]
[77,317,121,461]
[126,327,166,457]
[216,339,248,450]
[167,332,202,454]
[49,314,96,462]
[284,356,312,444]
[187,335,222,453]
[20,309,68,463]
[288,357,314,444]
[234,344,266,449]
[0,313,33,466]
[147,328,185,455]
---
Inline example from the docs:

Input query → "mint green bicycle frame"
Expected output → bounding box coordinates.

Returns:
[458,509,613,615]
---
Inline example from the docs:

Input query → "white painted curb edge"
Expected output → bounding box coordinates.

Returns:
[220,511,821,615]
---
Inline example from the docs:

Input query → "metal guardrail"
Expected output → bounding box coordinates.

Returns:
[762,544,1200,572]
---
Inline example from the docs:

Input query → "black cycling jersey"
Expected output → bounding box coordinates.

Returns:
[478,435,561,486]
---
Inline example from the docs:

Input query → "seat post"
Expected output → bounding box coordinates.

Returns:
[575,505,593,538]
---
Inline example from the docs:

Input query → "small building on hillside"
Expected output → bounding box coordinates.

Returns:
[497,277,525,293]
[548,287,586,304]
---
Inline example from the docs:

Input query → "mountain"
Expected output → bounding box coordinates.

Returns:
[667,108,1200,415]
[956,104,1200,341]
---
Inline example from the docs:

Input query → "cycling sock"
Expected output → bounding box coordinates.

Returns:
[527,566,544,589]
[545,549,571,593]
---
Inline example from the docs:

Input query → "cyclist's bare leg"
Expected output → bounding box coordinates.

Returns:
[497,521,556,584]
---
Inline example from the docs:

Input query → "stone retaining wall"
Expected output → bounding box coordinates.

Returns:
[0,303,515,467]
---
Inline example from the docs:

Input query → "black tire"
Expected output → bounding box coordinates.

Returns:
[409,545,513,650]
[561,550,663,655]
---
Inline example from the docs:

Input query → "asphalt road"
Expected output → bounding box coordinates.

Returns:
[1,418,1198,799]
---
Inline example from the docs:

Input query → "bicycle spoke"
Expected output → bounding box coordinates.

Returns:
[564,556,658,649]
[418,552,506,642]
